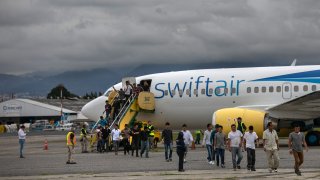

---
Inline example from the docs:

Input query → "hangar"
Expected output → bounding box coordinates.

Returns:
[0,99,78,124]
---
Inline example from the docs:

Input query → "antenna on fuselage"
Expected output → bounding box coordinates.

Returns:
[290,59,297,66]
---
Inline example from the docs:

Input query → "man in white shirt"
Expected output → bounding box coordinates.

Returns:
[202,123,214,165]
[244,126,258,171]
[228,124,243,170]
[124,81,133,102]
[111,124,121,155]
[18,125,26,158]
[263,122,279,173]
[182,124,193,163]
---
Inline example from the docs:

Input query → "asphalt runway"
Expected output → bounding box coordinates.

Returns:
[0,133,319,179]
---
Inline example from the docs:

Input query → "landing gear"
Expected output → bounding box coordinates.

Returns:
[305,131,320,146]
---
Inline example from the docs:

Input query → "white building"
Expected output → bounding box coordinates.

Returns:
[0,99,79,124]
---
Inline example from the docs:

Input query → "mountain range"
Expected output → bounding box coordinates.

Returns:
[0,62,280,97]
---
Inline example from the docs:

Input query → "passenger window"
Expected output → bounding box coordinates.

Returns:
[285,86,289,92]
[232,88,236,94]
[247,87,251,93]
[254,87,259,93]
[201,89,205,95]
[179,90,183,96]
[276,86,281,92]
[215,88,221,94]
[294,86,299,92]
[186,89,190,95]
[262,87,266,93]
[312,85,317,91]
[303,85,308,91]
[171,90,175,96]
[164,90,168,96]
[209,88,213,94]
[224,88,228,94]
[269,86,274,93]
[194,89,198,95]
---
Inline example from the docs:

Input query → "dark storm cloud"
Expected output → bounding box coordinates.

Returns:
[0,0,320,75]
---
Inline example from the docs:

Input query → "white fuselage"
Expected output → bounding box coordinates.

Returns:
[81,65,320,129]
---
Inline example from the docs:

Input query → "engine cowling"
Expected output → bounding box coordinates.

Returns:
[212,108,267,137]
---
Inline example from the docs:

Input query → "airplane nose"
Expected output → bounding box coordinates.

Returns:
[81,96,108,121]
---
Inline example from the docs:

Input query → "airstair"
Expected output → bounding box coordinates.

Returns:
[109,91,156,130]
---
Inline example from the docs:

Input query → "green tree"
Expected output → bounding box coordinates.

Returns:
[47,84,78,99]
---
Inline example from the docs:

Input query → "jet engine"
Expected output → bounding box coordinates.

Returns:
[212,108,268,137]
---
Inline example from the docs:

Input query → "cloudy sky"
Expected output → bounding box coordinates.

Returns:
[1,0,320,75]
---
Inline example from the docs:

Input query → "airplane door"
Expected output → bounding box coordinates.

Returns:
[122,77,136,87]
[282,83,292,99]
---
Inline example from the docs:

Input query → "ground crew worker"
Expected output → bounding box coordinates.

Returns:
[147,121,155,149]
[66,128,76,164]
[195,129,202,145]
[80,124,89,153]
[236,117,247,134]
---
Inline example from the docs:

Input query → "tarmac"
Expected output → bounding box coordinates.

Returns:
[0,133,319,180]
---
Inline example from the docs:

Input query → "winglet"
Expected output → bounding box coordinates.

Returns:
[291,59,297,66]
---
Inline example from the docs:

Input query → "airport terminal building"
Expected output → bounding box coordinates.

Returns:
[0,98,89,124]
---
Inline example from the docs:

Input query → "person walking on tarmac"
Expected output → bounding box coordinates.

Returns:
[18,125,26,158]
[140,126,149,158]
[131,123,140,157]
[176,132,186,172]
[111,124,121,155]
[236,117,247,134]
[66,128,76,164]
[263,122,280,173]
[162,122,173,162]
[121,124,131,155]
[80,124,89,153]
[288,124,309,176]
[147,121,155,149]
[181,124,193,163]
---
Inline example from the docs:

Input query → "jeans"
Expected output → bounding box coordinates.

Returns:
[231,147,243,168]
[19,139,25,157]
[206,144,213,161]
[140,140,149,157]
[216,148,225,166]
[164,143,173,160]
[246,148,256,169]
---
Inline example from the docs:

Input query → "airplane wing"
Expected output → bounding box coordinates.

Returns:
[266,90,320,120]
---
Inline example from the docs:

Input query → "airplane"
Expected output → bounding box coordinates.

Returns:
[81,64,320,146]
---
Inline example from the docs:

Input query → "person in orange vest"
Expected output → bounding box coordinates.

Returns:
[66,128,77,164]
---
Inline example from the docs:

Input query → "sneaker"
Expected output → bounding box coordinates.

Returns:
[166,159,170,162]
[208,161,213,164]
[20,156,25,158]
[211,161,215,165]
[247,167,251,171]
[269,168,273,173]
[237,165,241,169]
[184,159,187,163]
[251,168,256,171]
[178,169,185,172]
[221,164,225,168]
[169,158,172,161]
[274,168,278,172]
